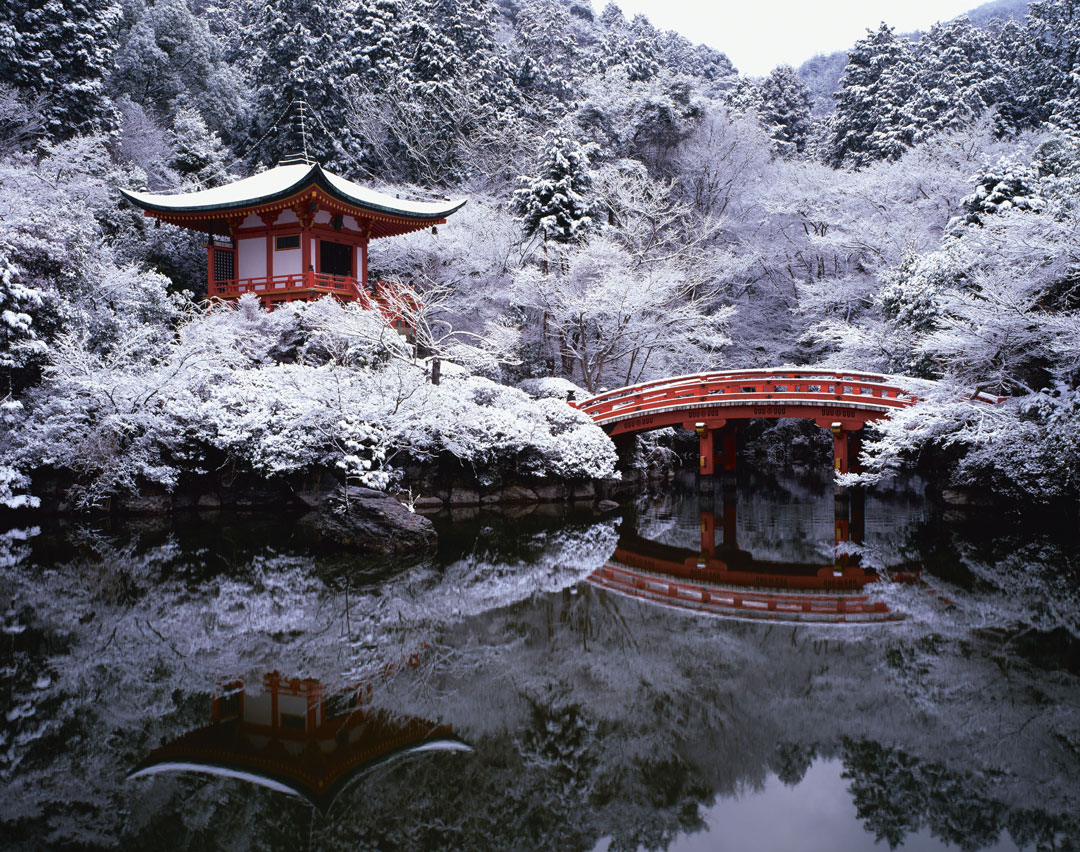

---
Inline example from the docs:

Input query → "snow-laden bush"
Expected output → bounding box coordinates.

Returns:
[5,297,618,506]
[841,383,1080,503]
[518,376,587,400]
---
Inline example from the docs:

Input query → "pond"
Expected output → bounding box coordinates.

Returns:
[1,469,1078,851]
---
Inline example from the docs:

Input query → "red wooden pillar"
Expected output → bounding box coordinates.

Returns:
[719,423,738,472]
[696,424,715,475]
[206,235,215,296]
[260,211,277,282]
[850,487,865,543]
[700,512,716,558]
[305,680,320,731]
[722,489,737,549]
[831,424,850,474]
[848,429,863,474]
[834,491,851,546]
[267,671,280,731]
[300,202,314,287]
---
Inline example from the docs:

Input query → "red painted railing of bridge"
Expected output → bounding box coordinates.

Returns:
[589,562,902,624]
[577,368,920,430]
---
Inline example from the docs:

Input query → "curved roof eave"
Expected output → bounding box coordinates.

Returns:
[119,163,467,221]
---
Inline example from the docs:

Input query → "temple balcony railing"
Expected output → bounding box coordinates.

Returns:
[209,272,414,333]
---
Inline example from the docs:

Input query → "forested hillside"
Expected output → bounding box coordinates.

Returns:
[3,0,1080,508]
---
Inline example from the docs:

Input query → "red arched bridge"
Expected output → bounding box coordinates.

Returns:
[576,368,922,475]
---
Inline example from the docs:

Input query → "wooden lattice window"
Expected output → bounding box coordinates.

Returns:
[214,248,235,282]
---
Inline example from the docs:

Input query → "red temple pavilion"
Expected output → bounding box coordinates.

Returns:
[120,157,466,310]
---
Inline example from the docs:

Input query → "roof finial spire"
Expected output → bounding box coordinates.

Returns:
[277,86,318,167]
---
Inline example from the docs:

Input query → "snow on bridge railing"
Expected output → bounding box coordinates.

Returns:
[575,368,925,427]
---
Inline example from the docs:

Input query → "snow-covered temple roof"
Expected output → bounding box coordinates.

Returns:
[120,162,466,236]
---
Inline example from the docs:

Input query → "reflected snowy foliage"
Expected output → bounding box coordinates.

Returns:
[0,510,618,847]
[1,472,1078,849]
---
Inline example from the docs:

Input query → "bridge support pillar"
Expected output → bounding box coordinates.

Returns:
[830,424,863,475]
[694,422,738,477]
[700,511,716,558]
[719,423,738,472]
[695,423,715,476]
[721,474,737,549]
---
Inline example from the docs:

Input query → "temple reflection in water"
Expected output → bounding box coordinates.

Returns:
[130,669,470,812]
[590,479,921,623]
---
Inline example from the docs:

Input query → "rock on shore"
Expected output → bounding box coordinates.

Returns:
[299,487,437,554]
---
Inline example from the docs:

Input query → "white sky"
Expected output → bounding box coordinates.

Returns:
[598,0,983,76]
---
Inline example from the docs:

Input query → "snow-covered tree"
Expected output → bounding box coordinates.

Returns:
[758,65,813,156]
[0,0,120,140]
[237,0,360,171]
[512,237,732,391]
[827,24,920,168]
[513,135,599,244]
[167,106,234,188]
[110,0,246,138]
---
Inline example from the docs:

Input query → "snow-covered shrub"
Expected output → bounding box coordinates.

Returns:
[842,384,1080,503]
[5,298,618,506]
[517,376,587,400]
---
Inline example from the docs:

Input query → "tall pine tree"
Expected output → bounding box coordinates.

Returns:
[513,135,598,244]
[238,0,360,171]
[826,24,919,168]
[759,65,812,156]
[0,0,119,140]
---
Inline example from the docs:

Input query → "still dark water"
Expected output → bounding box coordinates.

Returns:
[2,469,1079,851]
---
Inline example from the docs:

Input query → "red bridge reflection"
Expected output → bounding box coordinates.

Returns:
[589,489,919,624]
[130,665,469,811]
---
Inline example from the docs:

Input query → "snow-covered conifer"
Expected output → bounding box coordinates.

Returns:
[0,0,120,140]
[513,135,599,243]
[827,24,920,168]
[759,65,813,156]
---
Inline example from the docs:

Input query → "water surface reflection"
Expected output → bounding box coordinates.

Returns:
[1,469,1077,850]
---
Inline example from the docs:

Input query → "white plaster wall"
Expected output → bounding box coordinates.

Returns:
[243,694,272,726]
[314,210,332,224]
[279,695,307,716]
[237,237,266,279]
[275,246,301,276]
[278,209,299,224]
[240,213,262,228]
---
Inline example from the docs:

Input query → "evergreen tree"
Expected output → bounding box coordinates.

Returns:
[513,135,598,243]
[346,0,407,87]
[168,107,234,188]
[110,0,246,138]
[0,0,120,140]
[238,0,360,171]
[960,155,1045,226]
[911,19,999,140]
[514,0,579,101]
[419,0,496,61]
[826,23,920,168]
[759,65,812,156]
[1025,0,1080,130]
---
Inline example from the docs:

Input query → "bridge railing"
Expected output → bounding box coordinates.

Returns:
[576,368,921,425]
